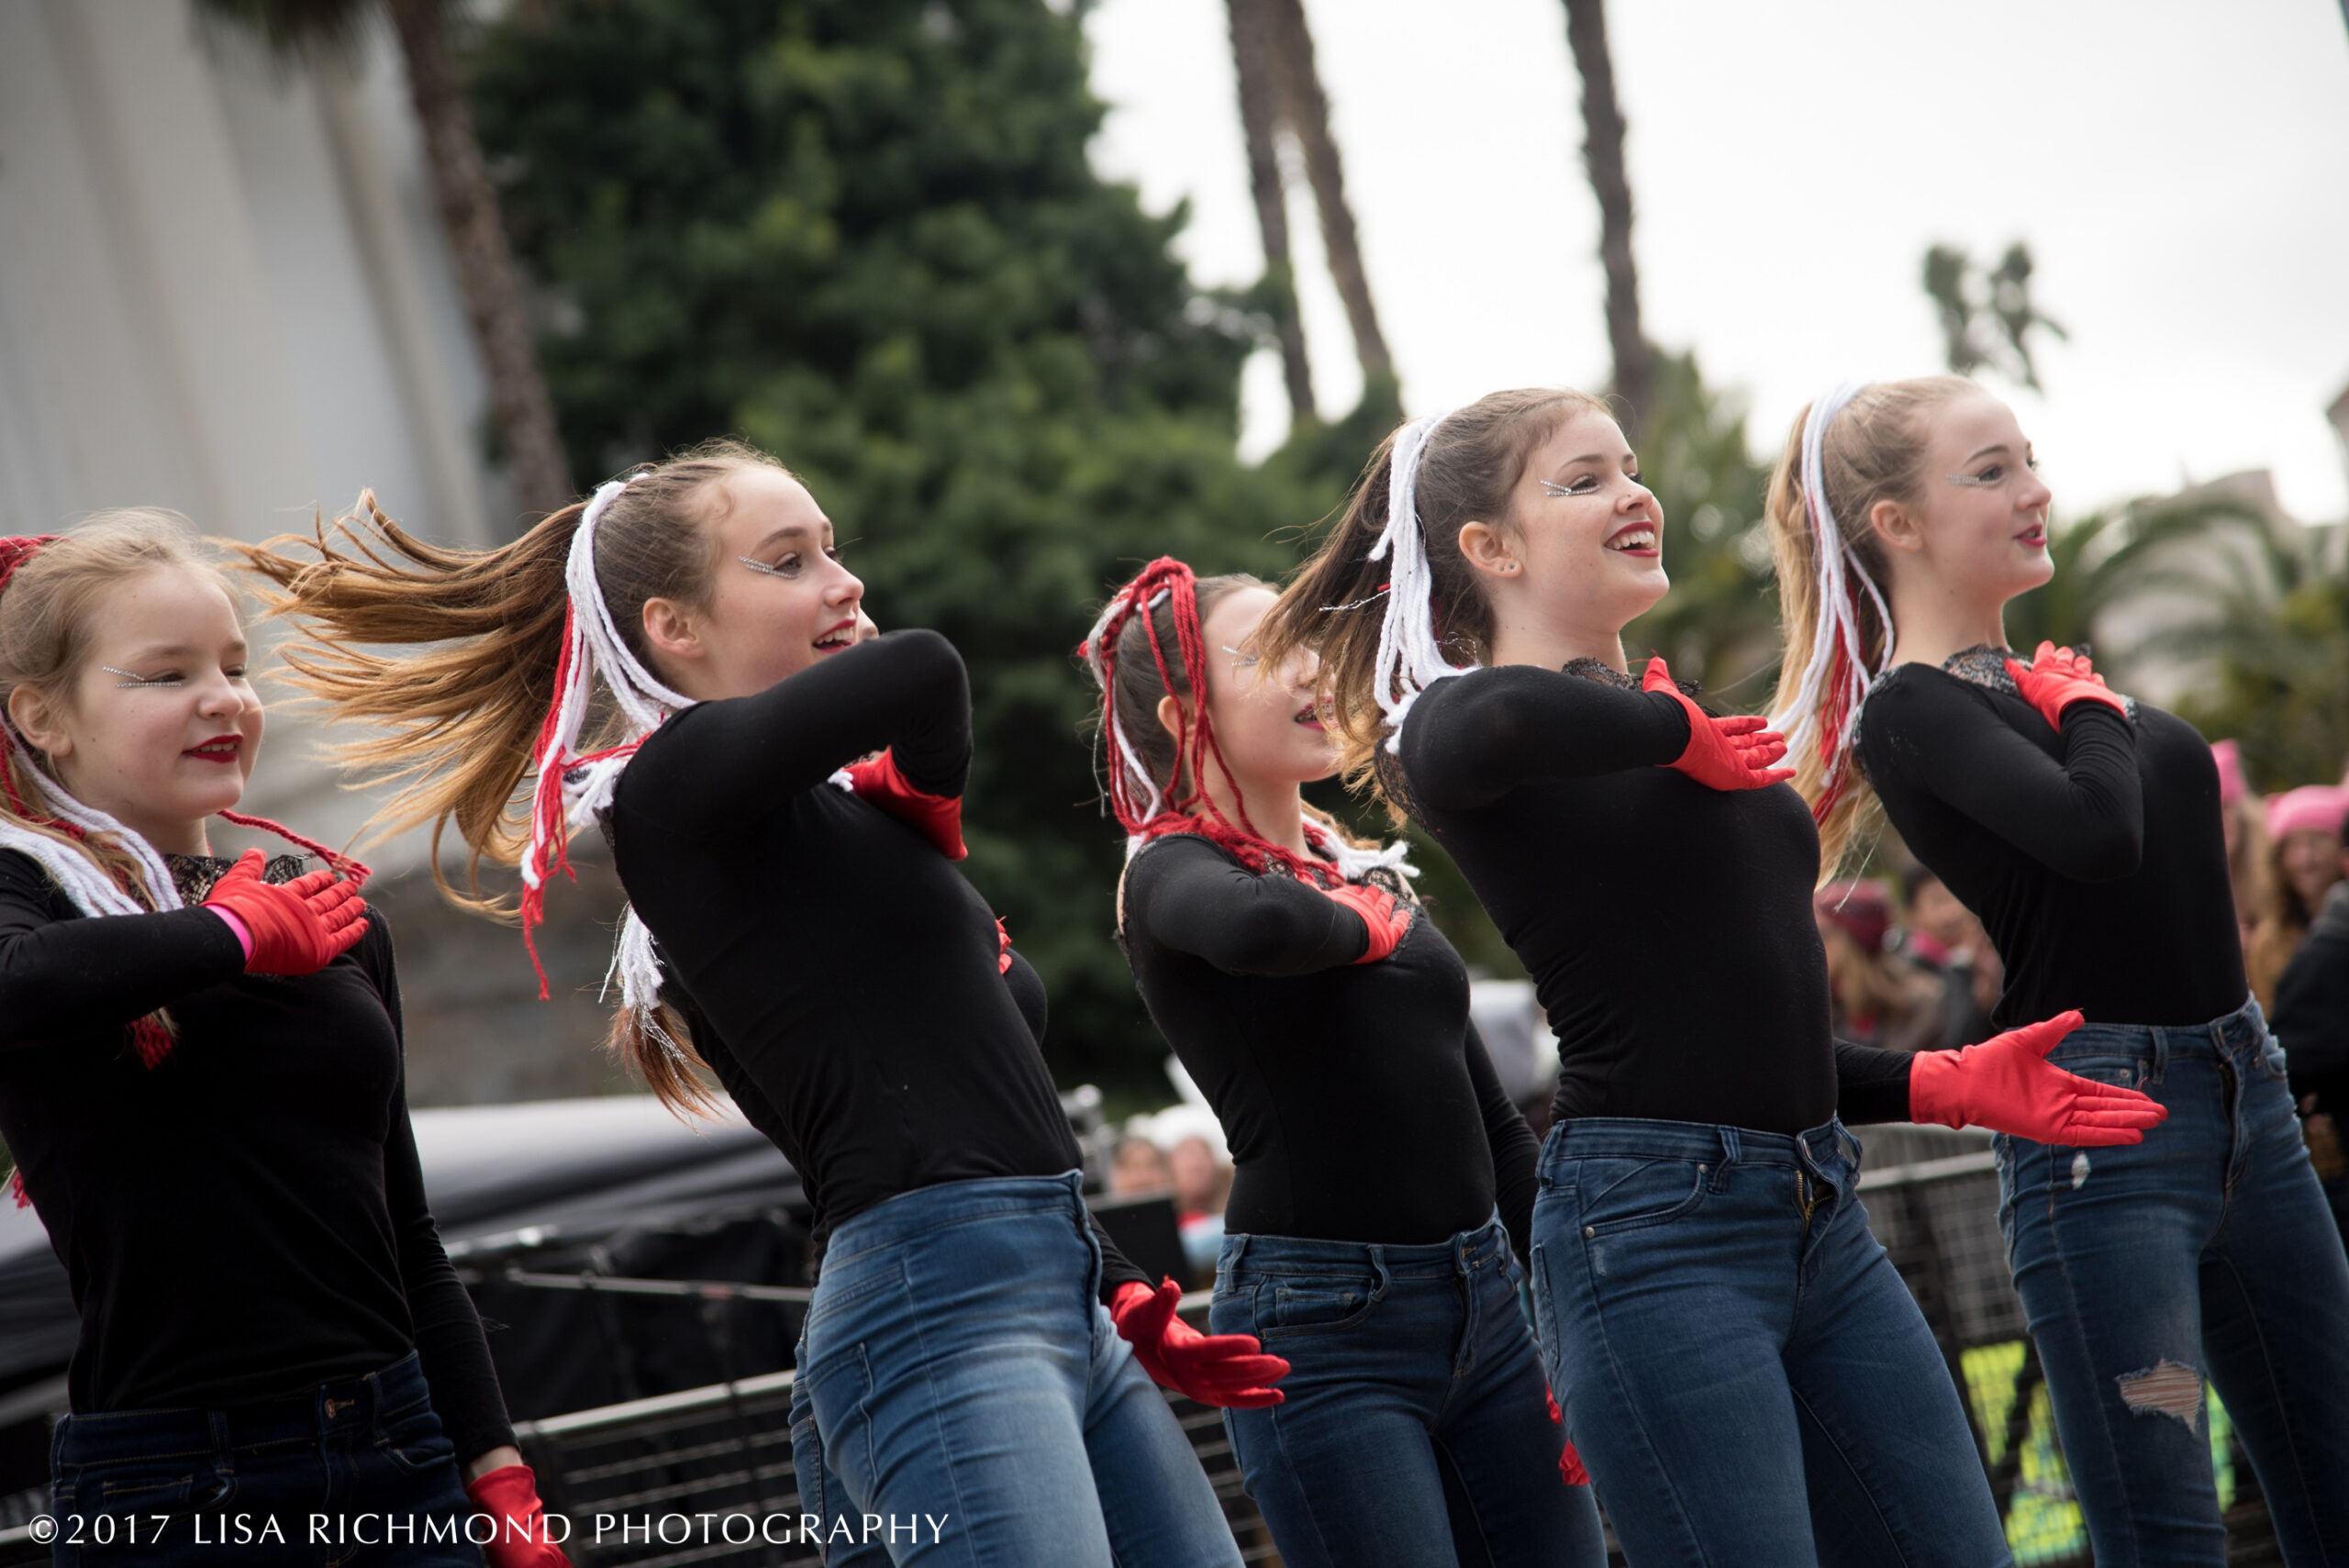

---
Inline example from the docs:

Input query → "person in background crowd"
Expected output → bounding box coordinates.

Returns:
[1166,1131,1232,1280]
[1896,863,2000,1050]
[1111,1133,1177,1199]
[2273,838,2349,1245]
[2248,783,2349,1009]
[2212,740,2269,955]
[1814,879,1945,1051]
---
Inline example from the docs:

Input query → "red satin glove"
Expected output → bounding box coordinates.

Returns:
[844,747,966,861]
[1110,1277,1289,1409]
[1909,1009,2168,1145]
[464,1463,570,1568]
[1642,658,1794,792]
[995,917,1014,975]
[202,850,368,975]
[1324,882,1408,964]
[1545,1389,1592,1485]
[2005,641,2128,730]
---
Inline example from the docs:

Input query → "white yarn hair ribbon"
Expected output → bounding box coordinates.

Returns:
[1766,382,1896,762]
[529,474,700,1061]
[1367,412,1476,751]
[1082,585,1176,824]
[0,730,180,916]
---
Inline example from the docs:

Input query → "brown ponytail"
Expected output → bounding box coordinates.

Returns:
[231,438,789,1114]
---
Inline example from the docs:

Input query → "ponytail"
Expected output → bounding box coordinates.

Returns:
[234,439,790,1115]
[1762,375,1975,876]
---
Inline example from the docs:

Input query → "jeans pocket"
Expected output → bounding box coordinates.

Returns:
[1528,1243,1558,1377]
[380,1401,456,1475]
[1256,1275,1379,1339]
[1573,1157,1709,1237]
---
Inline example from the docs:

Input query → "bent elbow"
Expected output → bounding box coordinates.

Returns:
[2066,828,2143,884]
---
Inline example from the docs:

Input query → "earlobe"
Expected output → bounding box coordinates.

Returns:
[1155,693,1185,744]
[6,689,63,758]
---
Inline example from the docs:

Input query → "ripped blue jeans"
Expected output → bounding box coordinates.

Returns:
[1997,995,2349,1566]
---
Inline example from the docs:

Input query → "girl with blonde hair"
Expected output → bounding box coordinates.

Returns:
[1766,375,2349,1564]
[0,515,562,1566]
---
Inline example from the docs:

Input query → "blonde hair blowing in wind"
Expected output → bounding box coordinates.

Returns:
[1763,375,1977,877]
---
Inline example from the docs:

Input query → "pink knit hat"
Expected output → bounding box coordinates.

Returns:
[2210,740,2247,807]
[2266,784,2349,842]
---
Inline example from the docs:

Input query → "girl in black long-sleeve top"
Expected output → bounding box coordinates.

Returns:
[0,516,561,1568]
[242,447,1271,1568]
[1257,391,2160,1568]
[1085,561,1603,1568]
[1765,376,2349,1566]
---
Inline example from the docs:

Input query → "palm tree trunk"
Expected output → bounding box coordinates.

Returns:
[1261,0,1392,389]
[383,0,573,524]
[1561,0,1648,437]
[1225,0,1315,425]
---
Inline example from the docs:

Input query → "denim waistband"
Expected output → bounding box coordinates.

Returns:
[1218,1216,1510,1282]
[2056,994,2266,1060]
[821,1171,1089,1270]
[55,1351,430,1466]
[1540,1116,1859,1174]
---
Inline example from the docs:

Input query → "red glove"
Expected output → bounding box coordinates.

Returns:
[1324,882,1408,964]
[1909,1009,2168,1145]
[1642,658,1794,792]
[844,747,967,860]
[1545,1389,1591,1486]
[996,917,1013,975]
[2005,641,2128,730]
[464,1463,570,1567]
[202,850,368,975]
[1110,1277,1289,1409]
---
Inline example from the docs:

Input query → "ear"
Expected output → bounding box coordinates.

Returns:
[1869,497,1926,557]
[1456,519,1518,581]
[6,684,70,760]
[640,596,704,665]
[1154,692,1185,744]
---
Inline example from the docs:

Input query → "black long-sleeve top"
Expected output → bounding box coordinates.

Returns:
[1396,662,1918,1133]
[1119,832,1542,1261]
[1858,661,2245,1030]
[0,852,515,1462]
[609,630,1146,1297]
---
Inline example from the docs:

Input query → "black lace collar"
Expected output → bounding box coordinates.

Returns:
[1855,642,2138,771]
[162,851,312,906]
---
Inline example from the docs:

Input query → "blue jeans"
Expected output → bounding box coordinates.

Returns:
[793,1326,893,1567]
[1529,1117,2011,1568]
[1208,1218,1606,1568]
[1997,996,2349,1566]
[47,1350,482,1566]
[798,1172,1241,1568]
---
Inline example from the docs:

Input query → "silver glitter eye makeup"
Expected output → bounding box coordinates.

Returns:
[738,555,790,577]
[101,666,179,688]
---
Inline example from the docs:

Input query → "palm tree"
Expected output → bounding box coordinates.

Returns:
[1224,0,1316,425]
[200,0,573,525]
[1560,0,1649,438]
[1260,0,1393,394]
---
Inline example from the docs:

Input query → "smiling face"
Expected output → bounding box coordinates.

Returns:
[1178,585,1339,792]
[1880,391,2055,608]
[1462,408,1668,639]
[6,565,262,854]
[640,465,866,702]
[2278,827,2348,910]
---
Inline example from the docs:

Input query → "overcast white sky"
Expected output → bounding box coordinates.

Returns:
[1085,0,2349,523]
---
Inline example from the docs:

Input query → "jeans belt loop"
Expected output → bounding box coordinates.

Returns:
[2150,1025,2169,1085]
[1718,1126,1742,1170]
[1226,1232,1249,1273]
